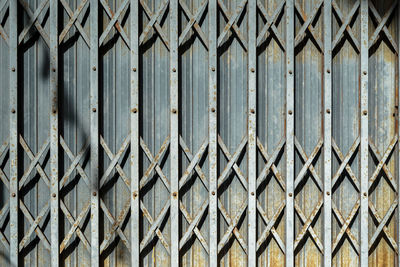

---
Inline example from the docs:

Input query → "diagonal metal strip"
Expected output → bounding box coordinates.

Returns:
[294,0,323,52]
[179,199,209,252]
[218,199,248,254]
[256,0,286,49]
[19,201,50,251]
[217,0,248,50]
[18,0,50,46]
[59,0,90,46]
[0,203,10,250]
[99,134,131,187]
[256,137,286,190]
[294,196,324,252]
[179,0,209,49]
[140,136,170,190]
[59,200,90,252]
[368,0,398,54]
[100,199,131,253]
[99,0,130,48]
[19,200,50,251]
[0,0,9,46]
[59,137,90,189]
[294,137,323,191]
[368,136,398,191]
[332,0,360,53]
[332,199,360,254]
[332,137,360,191]
[59,200,91,252]
[368,199,398,252]
[217,135,248,189]
[256,201,285,252]
[139,0,170,50]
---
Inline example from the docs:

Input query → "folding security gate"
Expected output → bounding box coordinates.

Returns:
[0,0,399,266]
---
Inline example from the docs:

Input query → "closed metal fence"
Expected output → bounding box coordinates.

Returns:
[0,0,399,266]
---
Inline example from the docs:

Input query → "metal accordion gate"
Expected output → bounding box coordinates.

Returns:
[0,0,399,266]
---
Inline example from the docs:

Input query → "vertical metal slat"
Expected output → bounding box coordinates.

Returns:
[285,0,295,266]
[248,0,257,265]
[360,0,369,266]
[9,0,18,265]
[323,0,332,266]
[208,0,218,266]
[90,0,100,264]
[131,0,140,265]
[50,0,59,265]
[170,0,179,266]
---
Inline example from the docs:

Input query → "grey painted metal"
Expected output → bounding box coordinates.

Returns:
[360,0,369,266]
[90,0,99,264]
[247,0,257,265]
[323,1,332,266]
[9,0,18,265]
[130,0,140,265]
[49,0,59,265]
[170,0,179,266]
[398,3,400,267]
[286,0,295,266]
[208,0,218,265]
[1,0,400,266]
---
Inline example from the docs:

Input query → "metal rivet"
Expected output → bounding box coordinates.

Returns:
[172,192,177,197]
[211,107,216,113]
[92,107,97,112]
[11,108,15,114]
[288,193,293,197]
[288,110,293,115]
[363,110,367,116]
[363,192,367,197]
[211,67,215,72]
[52,109,57,114]
[11,193,16,197]
[250,109,255,114]
[363,71,367,75]
[133,192,138,198]
[251,192,254,196]
[52,193,56,198]
[326,191,330,196]
[132,108,137,113]
[251,68,255,73]
[211,191,215,195]
[52,68,56,72]
[92,192,97,196]
[327,69,330,74]
[92,66,96,71]
[11,67,15,72]
[172,109,177,114]
[288,70,293,75]
[326,109,330,114]
[172,68,176,72]
[132,68,136,72]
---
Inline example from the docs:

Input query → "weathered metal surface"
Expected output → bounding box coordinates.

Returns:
[0,0,400,266]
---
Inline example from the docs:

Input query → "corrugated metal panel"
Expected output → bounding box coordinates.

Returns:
[0,0,399,266]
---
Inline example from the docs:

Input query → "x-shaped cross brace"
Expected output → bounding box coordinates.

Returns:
[18,0,50,47]
[332,0,360,53]
[256,0,286,50]
[99,135,132,253]
[59,0,90,47]
[59,137,92,252]
[217,135,248,255]
[139,136,171,254]
[0,0,9,45]
[99,0,130,49]
[179,0,209,49]
[178,137,209,253]
[19,136,51,252]
[0,140,11,250]
[217,0,248,51]
[140,0,170,51]
[294,0,323,52]
[368,0,398,54]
